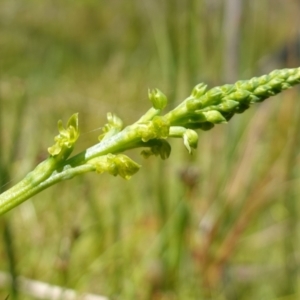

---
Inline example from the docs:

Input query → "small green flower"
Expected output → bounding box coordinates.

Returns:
[148,88,168,110]
[140,139,171,160]
[169,127,198,153]
[191,83,207,99]
[48,113,80,160]
[152,116,170,139]
[183,129,198,153]
[88,154,141,180]
[138,116,170,142]
[98,113,123,141]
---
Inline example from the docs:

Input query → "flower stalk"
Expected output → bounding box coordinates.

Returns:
[1,67,300,215]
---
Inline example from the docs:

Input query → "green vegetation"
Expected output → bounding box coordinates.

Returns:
[1,1,300,299]
[1,68,300,216]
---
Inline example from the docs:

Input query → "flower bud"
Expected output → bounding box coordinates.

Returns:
[201,87,223,106]
[186,97,203,111]
[258,74,270,84]
[183,129,198,153]
[229,90,251,102]
[220,84,235,94]
[203,111,227,124]
[148,88,168,110]
[218,100,239,112]
[268,78,283,89]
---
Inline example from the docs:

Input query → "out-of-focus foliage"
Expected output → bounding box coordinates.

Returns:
[1,0,300,299]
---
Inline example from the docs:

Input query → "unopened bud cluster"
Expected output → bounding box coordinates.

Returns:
[166,68,300,131]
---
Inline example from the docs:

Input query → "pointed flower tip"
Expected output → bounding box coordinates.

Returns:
[67,113,79,130]
[191,83,207,99]
[148,88,168,110]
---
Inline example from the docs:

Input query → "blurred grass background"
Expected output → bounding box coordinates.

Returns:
[1,0,300,299]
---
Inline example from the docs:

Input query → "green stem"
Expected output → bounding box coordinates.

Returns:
[0,125,143,215]
[1,67,300,216]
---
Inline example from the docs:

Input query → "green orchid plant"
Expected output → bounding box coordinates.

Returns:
[0,67,300,215]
